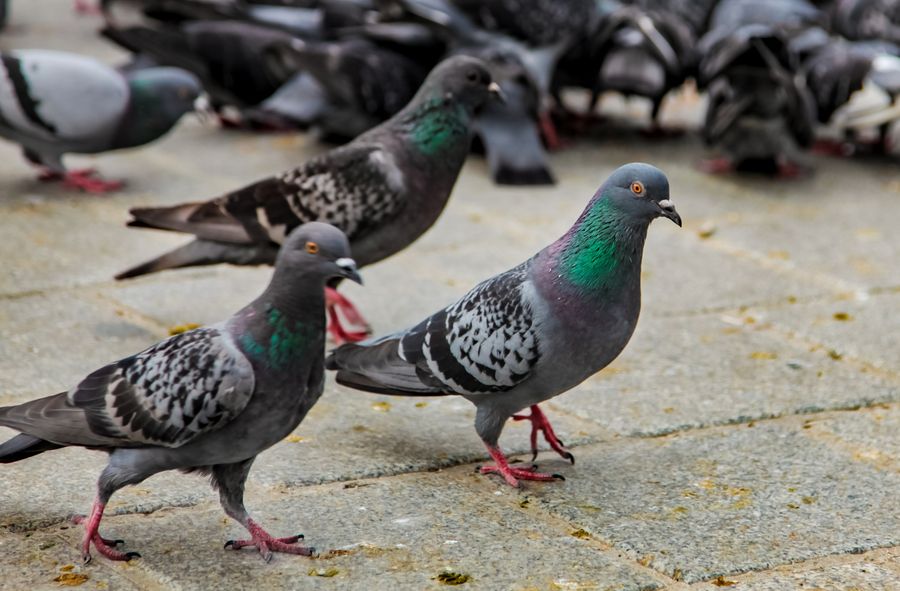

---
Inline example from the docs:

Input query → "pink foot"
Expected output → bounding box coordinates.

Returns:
[224,519,314,562]
[478,444,565,488]
[512,404,574,463]
[326,287,370,345]
[539,112,565,151]
[74,0,102,14]
[697,158,734,175]
[71,503,140,563]
[39,168,124,194]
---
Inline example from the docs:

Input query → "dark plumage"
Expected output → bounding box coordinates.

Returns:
[0,223,361,563]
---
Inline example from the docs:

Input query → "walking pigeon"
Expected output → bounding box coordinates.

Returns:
[0,223,361,563]
[116,55,501,344]
[326,163,681,487]
[0,50,202,192]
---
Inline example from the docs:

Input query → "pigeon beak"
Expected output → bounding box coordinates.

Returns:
[336,257,363,285]
[488,81,507,104]
[657,199,682,227]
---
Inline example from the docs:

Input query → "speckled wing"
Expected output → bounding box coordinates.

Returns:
[67,326,255,448]
[401,264,540,394]
[216,143,407,244]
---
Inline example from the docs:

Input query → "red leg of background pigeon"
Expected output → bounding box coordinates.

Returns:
[479,444,564,487]
[512,405,574,463]
[71,501,139,563]
[73,0,101,14]
[224,518,313,562]
[325,288,369,344]
[696,158,734,175]
[539,112,563,151]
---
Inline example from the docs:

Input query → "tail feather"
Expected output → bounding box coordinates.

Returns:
[127,201,252,244]
[115,238,279,280]
[0,434,62,463]
[326,339,448,396]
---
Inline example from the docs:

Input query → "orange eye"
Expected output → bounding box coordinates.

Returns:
[630,181,645,196]
[305,241,319,254]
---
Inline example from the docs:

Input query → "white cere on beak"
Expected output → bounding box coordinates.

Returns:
[658,199,675,211]
[336,258,356,269]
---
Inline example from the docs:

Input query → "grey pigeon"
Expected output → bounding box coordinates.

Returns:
[0,223,361,563]
[327,163,681,487]
[0,50,201,193]
[117,55,501,344]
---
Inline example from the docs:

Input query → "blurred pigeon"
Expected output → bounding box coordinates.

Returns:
[389,0,563,183]
[327,163,681,487]
[117,56,501,343]
[830,0,900,45]
[453,0,594,46]
[102,20,301,124]
[695,1,821,175]
[0,50,201,192]
[0,223,362,563]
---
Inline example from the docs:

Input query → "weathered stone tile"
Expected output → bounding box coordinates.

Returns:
[54,472,664,591]
[552,314,898,437]
[521,418,900,583]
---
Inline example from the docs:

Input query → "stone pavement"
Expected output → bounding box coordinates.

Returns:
[1,3,899,590]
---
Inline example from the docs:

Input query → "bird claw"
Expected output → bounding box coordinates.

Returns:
[224,522,313,561]
[514,405,575,464]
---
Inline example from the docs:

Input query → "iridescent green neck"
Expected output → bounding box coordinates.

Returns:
[554,197,644,291]
[240,306,314,370]
[404,96,470,156]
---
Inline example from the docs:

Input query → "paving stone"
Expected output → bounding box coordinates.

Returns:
[0,293,161,402]
[552,313,899,437]
[689,548,900,591]
[758,292,900,373]
[521,417,900,583]
[41,471,665,591]
[803,403,900,466]
[0,527,143,591]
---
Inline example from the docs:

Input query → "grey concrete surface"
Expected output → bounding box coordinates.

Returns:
[1,2,899,590]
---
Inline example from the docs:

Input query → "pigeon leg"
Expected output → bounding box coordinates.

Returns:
[696,158,734,175]
[539,111,564,151]
[215,460,314,562]
[73,0,101,14]
[479,443,565,488]
[325,287,370,345]
[39,168,124,194]
[71,500,140,563]
[512,405,574,463]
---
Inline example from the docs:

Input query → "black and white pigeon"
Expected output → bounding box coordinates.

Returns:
[0,50,201,192]
[327,163,681,487]
[116,55,501,343]
[0,223,362,563]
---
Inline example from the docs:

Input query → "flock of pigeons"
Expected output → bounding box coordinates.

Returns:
[0,0,891,568]
[2,0,900,188]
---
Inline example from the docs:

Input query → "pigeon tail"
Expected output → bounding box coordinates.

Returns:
[0,433,62,463]
[115,239,278,280]
[327,338,449,396]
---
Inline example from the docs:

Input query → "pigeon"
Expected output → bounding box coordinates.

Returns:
[695,1,821,175]
[0,222,362,563]
[0,50,202,192]
[101,20,302,124]
[453,0,594,46]
[116,55,501,343]
[388,0,563,183]
[830,0,900,46]
[327,163,681,487]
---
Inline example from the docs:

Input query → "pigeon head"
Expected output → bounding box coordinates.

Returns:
[276,222,362,285]
[127,67,203,120]
[549,163,679,292]
[415,55,501,114]
[595,163,681,227]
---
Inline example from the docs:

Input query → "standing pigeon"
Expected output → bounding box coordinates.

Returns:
[0,223,361,563]
[327,163,681,487]
[117,55,501,343]
[0,50,202,193]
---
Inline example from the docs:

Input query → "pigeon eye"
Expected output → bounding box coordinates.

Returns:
[467,70,480,83]
[630,181,645,196]
[305,241,319,254]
